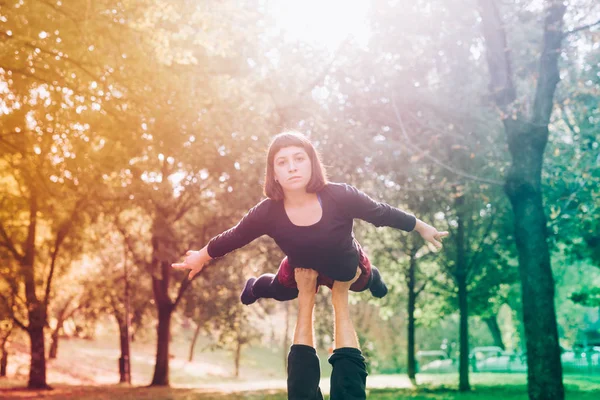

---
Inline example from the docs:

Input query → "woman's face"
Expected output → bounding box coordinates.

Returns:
[273,146,312,193]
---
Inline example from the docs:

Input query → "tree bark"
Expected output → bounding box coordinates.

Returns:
[0,348,7,377]
[28,322,49,389]
[150,301,173,386]
[118,322,131,384]
[22,191,50,389]
[0,326,12,377]
[188,322,202,363]
[484,316,505,350]
[48,311,68,360]
[0,337,8,377]
[144,216,191,386]
[456,195,470,392]
[406,253,417,386]
[478,2,567,399]
[48,325,60,360]
[48,296,78,360]
[458,274,470,385]
[505,121,564,399]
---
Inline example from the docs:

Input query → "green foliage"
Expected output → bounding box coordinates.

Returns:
[571,288,600,308]
[0,0,598,389]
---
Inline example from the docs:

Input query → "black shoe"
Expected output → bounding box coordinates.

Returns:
[240,277,258,305]
[369,281,388,298]
[369,267,388,298]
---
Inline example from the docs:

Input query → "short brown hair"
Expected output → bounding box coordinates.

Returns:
[263,131,328,201]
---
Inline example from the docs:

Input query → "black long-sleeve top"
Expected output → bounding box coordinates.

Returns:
[207,182,417,281]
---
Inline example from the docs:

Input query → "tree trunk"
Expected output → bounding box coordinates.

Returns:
[122,244,131,384]
[150,303,173,386]
[457,274,470,390]
[49,299,78,360]
[0,348,7,377]
[28,323,49,389]
[478,2,566,399]
[407,254,417,386]
[118,322,131,384]
[147,218,191,387]
[484,316,505,350]
[188,322,202,362]
[48,316,65,360]
[456,194,470,392]
[22,191,49,389]
[0,327,11,377]
[506,288,527,352]
[505,122,564,400]
[48,328,59,360]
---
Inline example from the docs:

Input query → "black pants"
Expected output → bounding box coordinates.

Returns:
[287,344,367,400]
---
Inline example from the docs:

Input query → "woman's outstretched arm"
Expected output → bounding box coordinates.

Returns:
[333,183,449,249]
[172,199,271,279]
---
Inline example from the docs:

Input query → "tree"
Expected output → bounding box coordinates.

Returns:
[477,1,599,398]
[0,0,159,388]
[0,293,14,378]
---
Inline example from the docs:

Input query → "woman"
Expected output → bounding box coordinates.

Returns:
[172,131,448,304]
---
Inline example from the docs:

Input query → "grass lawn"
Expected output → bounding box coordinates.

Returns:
[1,373,599,399]
[2,324,599,398]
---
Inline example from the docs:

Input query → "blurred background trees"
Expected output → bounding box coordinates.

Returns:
[1,0,598,398]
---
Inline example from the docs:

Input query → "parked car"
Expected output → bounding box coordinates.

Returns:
[475,351,527,372]
[469,346,505,372]
[416,350,456,373]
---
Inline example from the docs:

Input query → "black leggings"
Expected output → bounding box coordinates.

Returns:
[287,344,367,400]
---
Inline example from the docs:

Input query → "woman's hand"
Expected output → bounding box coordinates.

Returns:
[415,219,449,249]
[171,247,210,280]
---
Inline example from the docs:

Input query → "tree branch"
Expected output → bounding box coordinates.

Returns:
[477,0,517,107]
[173,276,194,308]
[466,213,497,277]
[564,19,600,36]
[114,217,149,270]
[11,315,28,332]
[532,2,567,127]
[0,231,22,263]
[44,196,89,309]
[0,293,28,332]
[391,98,503,186]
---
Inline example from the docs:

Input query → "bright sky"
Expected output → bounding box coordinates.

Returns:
[268,0,371,51]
